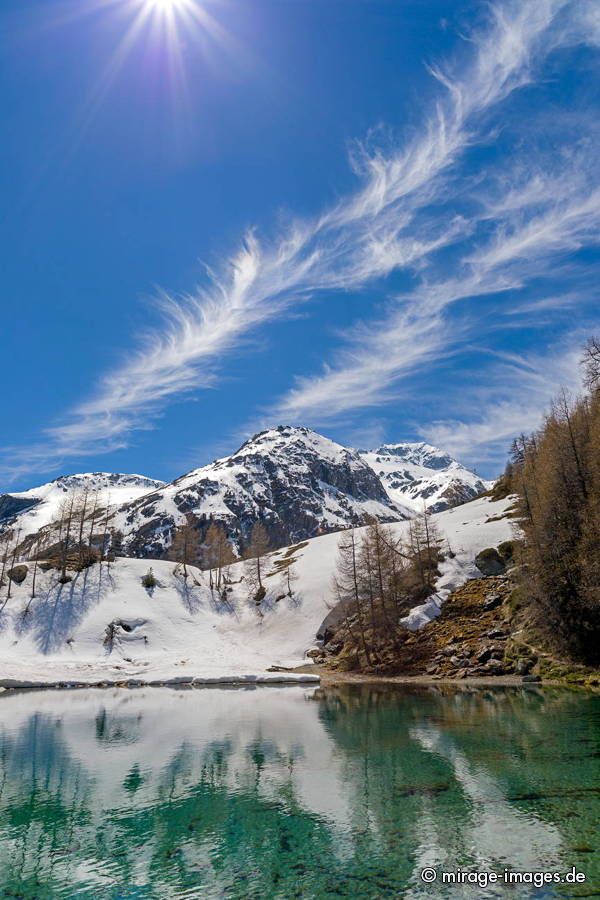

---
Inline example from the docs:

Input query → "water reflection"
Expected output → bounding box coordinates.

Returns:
[0,685,597,898]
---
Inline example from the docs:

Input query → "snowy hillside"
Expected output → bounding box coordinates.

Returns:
[0,473,164,540]
[113,426,410,557]
[0,495,515,686]
[360,442,490,512]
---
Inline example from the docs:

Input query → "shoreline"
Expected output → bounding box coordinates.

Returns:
[0,673,321,691]
[0,662,596,692]
[293,665,600,690]
[302,667,537,688]
[2,669,595,692]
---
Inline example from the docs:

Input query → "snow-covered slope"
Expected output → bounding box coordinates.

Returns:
[0,495,515,685]
[0,473,164,540]
[114,426,410,557]
[360,442,491,512]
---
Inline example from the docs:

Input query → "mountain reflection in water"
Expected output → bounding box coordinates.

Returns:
[0,684,597,898]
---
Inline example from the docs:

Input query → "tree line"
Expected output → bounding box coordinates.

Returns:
[0,483,114,613]
[0,484,290,611]
[502,337,600,664]
[332,511,444,669]
[168,515,290,607]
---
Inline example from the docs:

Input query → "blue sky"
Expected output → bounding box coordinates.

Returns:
[1,0,599,489]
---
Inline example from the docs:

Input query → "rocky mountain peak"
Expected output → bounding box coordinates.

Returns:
[370,442,457,471]
[117,425,409,558]
[359,441,489,513]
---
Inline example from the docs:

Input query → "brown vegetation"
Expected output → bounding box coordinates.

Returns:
[244,522,271,605]
[169,513,202,579]
[504,337,600,664]
[329,511,444,670]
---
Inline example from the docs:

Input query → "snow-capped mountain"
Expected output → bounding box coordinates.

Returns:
[114,426,410,557]
[359,442,490,513]
[0,473,164,540]
[1,429,490,559]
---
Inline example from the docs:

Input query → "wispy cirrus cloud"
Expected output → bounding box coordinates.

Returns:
[2,0,596,482]
[468,188,600,271]
[272,150,600,430]
[419,342,585,468]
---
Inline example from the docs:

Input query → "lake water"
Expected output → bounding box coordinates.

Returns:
[0,684,597,898]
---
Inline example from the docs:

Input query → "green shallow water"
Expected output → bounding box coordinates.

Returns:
[0,684,598,899]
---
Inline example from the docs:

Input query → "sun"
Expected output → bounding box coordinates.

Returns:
[43,0,232,143]
[143,0,198,14]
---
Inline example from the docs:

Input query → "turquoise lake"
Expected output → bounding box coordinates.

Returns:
[0,684,598,898]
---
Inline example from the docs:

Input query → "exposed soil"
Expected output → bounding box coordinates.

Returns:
[313,573,600,688]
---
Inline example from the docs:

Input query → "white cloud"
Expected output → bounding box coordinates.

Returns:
[273,162,600,426]
[273,307,453,423]
[468,188,600,270]
[419,343,585,470]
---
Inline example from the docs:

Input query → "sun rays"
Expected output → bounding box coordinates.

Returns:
[43,0,233,111]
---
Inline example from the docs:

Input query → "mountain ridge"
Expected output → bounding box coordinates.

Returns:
[1,427,489,555]
[0,473,165,540]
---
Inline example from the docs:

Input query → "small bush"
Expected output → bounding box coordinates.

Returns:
[103,621,117,650]
[141,568,157,590]
[74,548,100,571]
[254,585,266,605]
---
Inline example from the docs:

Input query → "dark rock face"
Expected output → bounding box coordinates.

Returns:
[0,495,40,525]
[116,426,408,558]
[432,479,483,512]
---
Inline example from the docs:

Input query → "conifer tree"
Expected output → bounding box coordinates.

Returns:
[509,340,600,663]
[332,528,373,667]
[170,514,201,579]
[244,522,271,603]
[203,522,236,590]
[5,528,21,603]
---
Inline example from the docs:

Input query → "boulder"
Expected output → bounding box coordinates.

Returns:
[486,628,508,639]
[475,547,506,576]
[7,565,28,585]
[498,540,517,563]
[516,657,534,675]
[484,661,506,675]
[483,593,503,611]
